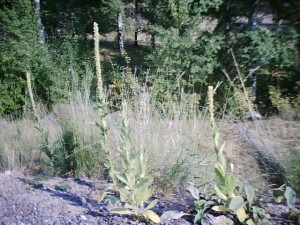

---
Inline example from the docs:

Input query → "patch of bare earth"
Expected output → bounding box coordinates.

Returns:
[0,171,189,225]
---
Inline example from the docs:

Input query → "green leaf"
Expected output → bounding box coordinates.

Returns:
[214,184,228,201]
[225,174,236,197]
[244,183,255,206]
[124,203,136,210]
[114,173,129,186]
[284,186,296,209]
[99,191,107,202]
[187,182,200,200]
[160,210,188,224]
[229,196,245,212]
[236,207,248,222]
[204,200,215,209]
[110,208,134,215]
[135,186,153,205]
[116,185,130,202]
[215,164,225,185]
[212,205,228,212]
[127,172,136,189]
[273,184,285,203]
[246,218,255,225]
[146,199,158,210]
[136,177,150,189]
[143,210,160,224]
[201,216,211,225]
[252,205,270,222]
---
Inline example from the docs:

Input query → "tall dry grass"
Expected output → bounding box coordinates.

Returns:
[0,79,218,193]
[238,117,300,194]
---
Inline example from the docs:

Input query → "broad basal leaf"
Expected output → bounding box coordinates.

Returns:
[244,183,254,206]
[212,205,228,212]
[146,199,158,210]
[110,207,134,215]
[143,210,160,224]
[236,207,248,222]
[229,196,245,212]
[225,174,236,197]
[284,186,296,209]
[187,182,200,200]
[214,184,228,201]
[160,210,188,224]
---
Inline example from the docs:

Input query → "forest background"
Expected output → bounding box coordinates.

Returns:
[0,0,299,117]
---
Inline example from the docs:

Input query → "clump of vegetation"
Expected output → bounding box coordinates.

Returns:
[211,86,269,224]
[110,101,160,224]
[273,184,299,221]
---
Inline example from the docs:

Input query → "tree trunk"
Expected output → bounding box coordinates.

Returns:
[118,12,125,56]
[34,0,45,45]
[134,0,139,46]
[248,0,259,103]
[150,32,156,49]
[225,0,232,43]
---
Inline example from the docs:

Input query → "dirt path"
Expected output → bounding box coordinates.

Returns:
[0,171,144,225]
[0,170,299,225]
[0,171,189,225]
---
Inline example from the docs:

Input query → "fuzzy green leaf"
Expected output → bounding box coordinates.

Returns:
[127,172,136,189]
[214,184,228,201]
[143,210,160,224]
[135,177,150,189]
[244,183,254,207]
[110,208,134,215]
[246,219,255,225]
[219,154,227,172]
[115,172,128,186]
[146,199,158,210]
[273,184,285,203]
[225,174,236,198]
[116,185,130,202]
[284,186,296,209]
[160,210,188,224]
[236,207,248,222]
[187,183,200,200]
[135,186,153,205]
[215,164,226,185]
[201,217,211,225]
[212,205,228,212]
[229,196,245,212]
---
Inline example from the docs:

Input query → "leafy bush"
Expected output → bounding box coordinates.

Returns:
[110,101,160,224]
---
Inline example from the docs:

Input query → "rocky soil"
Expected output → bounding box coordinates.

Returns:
[0,171,299,225]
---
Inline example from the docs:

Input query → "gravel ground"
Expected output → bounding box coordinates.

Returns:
[0,171,190,225]
[0,171,299,225]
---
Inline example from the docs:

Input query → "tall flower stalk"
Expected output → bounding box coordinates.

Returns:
[93,22,114,181]
[26,72,39,122]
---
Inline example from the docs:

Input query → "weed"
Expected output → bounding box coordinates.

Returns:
[188,183,214,225]
[273,184,299,221]
[93,22,114,181]
[110,101,160,224]
[206,86,269,224]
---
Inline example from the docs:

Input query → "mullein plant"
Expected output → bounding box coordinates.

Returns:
[26,72,53,166]
[93,22,159,223]
[110,100,160,224]
[207,86,269,225]
[93,22,115,181]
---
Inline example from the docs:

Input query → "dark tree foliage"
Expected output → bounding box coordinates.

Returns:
[0,0,298,116]
[41,0,123,37]
[0,0,53,115]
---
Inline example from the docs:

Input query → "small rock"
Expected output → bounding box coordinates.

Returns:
[80,215,87,220]
[4,170,12,176]
[246,110,262,120]
[207,214,234,225]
